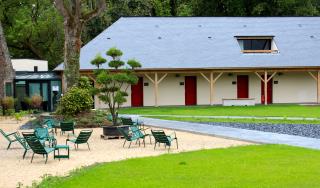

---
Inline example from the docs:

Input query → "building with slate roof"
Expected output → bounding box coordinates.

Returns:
[55,17,320,107]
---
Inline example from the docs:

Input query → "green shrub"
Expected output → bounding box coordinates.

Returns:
[57,86,93,116]
[1,97,15,115]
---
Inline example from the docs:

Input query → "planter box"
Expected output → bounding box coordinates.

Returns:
[101,125,129,139]
[222,98,255,106]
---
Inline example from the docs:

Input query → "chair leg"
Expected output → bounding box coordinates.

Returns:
[45,154,48,164]
[23,150,27,159]
[31,153,35,163]
[176,138,179,149]
[154,142,157,150]
[7,142,11,150]
[128,141,132,148]
[87,143,90,150]
[123,140,126,148]
[143,138,146,147]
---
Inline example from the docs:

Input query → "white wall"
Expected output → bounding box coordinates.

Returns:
[12,59,48,71]
[273,72,316,103]
[94,72,317,108]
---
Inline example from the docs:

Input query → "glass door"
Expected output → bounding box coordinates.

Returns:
[29,83,41,96]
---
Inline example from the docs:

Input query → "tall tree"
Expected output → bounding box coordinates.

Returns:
[0,0,64,70]
[0,21,14,98]
[54,0,106,90]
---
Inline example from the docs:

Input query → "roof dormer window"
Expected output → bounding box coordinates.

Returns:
[236,36,278,53]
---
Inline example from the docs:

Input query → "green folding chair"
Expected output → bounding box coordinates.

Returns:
[151,130,178,151]
[13,132,30,159]
[117,127,143,148]
[35,127,56,146]
[66,130,93,150]
[130,125,152,146]
[121,117,144,129]
[23,133,55,164]
[60,121,75,136]
[0,129,18,150]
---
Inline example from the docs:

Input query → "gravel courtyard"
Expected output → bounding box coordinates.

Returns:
[0,118,252,188]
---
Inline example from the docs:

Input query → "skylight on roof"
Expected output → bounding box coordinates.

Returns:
[236,36,279,54]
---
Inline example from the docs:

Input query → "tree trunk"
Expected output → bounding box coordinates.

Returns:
[0,21,14,98]
[63,22,83,90]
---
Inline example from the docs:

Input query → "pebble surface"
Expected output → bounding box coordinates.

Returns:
[199,122,320,139]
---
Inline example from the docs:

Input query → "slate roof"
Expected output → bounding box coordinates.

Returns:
[54,17,320,71]
[15,71,60,80]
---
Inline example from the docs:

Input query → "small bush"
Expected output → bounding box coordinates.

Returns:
[31,95,42,109]
[57,86,93,116]
[23,97,32,109]
[1,97,15,115]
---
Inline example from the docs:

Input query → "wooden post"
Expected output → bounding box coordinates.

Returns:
[264,71,268,105]
[318,71,320,103]
[154,72,158,107]
[200,72,223,105]
[210,72,213,105]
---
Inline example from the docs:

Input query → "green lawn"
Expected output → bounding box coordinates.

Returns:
[36,145,320,188]
[119,105,320,118]
[149,116,320,124]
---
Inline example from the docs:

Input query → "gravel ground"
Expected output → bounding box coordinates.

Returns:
[0,118,251,188]
[199,122,320,139]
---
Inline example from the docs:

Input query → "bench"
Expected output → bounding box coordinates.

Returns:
[222,98,255,106]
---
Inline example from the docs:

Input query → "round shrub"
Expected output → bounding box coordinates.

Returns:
[57,86,93,116]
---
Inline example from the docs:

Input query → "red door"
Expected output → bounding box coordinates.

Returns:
[131,77,143,107]
[237,75,249,98]
[185,76,197,105]
[261,76,273,104]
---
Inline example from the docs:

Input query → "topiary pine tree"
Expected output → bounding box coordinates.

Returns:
[91,47,141,126]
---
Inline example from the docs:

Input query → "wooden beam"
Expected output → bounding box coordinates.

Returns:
[209,72,223,106]
[255,72,265,82]
[213,72,223,83]
[157,73,168,84]
[267,72,277,83]
[200,72,210,83]
[308,71,317,81]
[318,71,320,104]
[264,71,268,105]
[144,73,155,84]
[154,73,158,107]
[210,72,213,105]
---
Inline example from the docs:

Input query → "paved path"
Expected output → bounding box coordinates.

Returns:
[134,116,320,150]
[122,114,320,121]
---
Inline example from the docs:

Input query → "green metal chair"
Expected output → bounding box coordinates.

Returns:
[0,129,18,149]
[13,132,30,159]
[117,126,144,148]
[151,130,178,151]
[22,133,55,164]
[130,125,152,145]
[35,127,56,146]
[60,121,75,136]
[66,130,93,150]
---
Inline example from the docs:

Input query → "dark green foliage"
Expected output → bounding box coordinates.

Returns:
[90,54,107,69]
[127,59,142,69]
[108,60,125,69]
[56,86,94,116]
[0,0,64,70]
[91,47,141,126]
[106,47,123,59]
